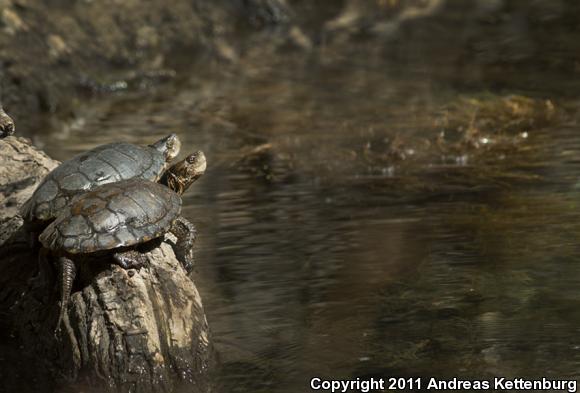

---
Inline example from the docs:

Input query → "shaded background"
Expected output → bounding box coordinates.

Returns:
[3,0,580,392]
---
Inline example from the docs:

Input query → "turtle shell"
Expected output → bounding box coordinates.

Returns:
[21,142,167,224]
[39,179,181,254]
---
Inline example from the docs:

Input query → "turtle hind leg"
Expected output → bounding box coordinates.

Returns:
[113,249,147,270]
[169,216,197,274]
[56,256,76,333]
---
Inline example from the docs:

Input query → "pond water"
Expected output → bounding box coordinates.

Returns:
[21,5,580,392]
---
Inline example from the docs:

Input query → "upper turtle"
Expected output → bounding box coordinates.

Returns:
[0,106,15,138]
[21,134,181,225]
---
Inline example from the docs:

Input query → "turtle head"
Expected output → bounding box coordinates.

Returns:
[0,106,15,138]
[163,151,207,195]
[150,134,181,161]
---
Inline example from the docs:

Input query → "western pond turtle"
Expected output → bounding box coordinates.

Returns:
[39,151,206,330]
[21,134,181,237]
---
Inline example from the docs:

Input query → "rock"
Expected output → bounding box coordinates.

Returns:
[243,0,292,27]
[0,106,15,139]
[47,34,71,61]
[1,8,28,35]
[0,137,56,223]
[0,0,236,130]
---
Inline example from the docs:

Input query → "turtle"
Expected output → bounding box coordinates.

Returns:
[0,106,15,138]
[39,150,207,330]
[21,134,181,241]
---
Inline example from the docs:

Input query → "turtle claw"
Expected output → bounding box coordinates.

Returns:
[113,250,147,270]
[170,216,197,274]
[175,250,194,274]
[54,303,65,336]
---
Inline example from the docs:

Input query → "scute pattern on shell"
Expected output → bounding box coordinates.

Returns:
[21,143,166,223]
[39,179,181,254]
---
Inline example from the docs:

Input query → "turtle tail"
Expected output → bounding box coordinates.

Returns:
[56,256,76,333]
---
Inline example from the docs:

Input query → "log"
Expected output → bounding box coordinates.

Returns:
[0,137,214,393]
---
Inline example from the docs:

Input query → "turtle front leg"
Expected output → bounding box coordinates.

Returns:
[56,256,76,333]
[169,216,197,273]
[113,249,147,270]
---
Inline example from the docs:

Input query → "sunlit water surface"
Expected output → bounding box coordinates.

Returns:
[20,29,580,392]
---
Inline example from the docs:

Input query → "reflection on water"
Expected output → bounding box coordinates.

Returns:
[22,11,580,392]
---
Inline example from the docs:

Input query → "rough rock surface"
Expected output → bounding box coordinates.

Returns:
[0,137,213,393]
[0,0,236,130]
[0,0,300,133]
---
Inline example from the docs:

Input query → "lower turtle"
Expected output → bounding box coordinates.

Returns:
[38,151,207,330]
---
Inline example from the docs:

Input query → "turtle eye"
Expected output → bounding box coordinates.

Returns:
[186,154,196,164]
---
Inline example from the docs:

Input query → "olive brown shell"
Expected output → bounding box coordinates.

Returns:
[39,179,181,254]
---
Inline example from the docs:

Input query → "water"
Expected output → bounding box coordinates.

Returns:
[20,5,580,391]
